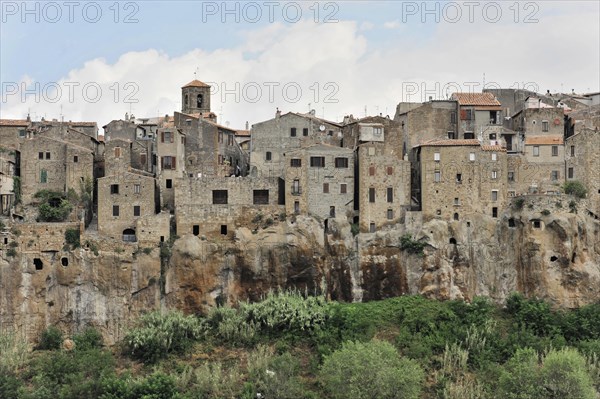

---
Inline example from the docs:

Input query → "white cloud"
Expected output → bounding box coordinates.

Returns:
[359,21,374,31]
[383,20,401,29]
[2,6,598,129]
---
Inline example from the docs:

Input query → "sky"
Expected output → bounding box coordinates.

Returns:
[1,1,599,130]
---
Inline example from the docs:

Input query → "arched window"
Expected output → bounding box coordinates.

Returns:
[123,228,136,242]
[453,213,459,221]
[184,94,188,107]
[197,94,203,108]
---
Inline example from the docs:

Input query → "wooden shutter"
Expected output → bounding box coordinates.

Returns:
[161,131,165,143]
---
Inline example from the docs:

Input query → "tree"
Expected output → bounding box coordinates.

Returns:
[319,340,424,399]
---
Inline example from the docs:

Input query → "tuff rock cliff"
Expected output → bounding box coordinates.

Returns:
[1,200,599,345]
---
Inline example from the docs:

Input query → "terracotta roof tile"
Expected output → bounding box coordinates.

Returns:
[525,135,564,145]
[452,92,501,106]
[481,145,506,152]
[182,79,211,88]
[417,139,481,147]
[236,130,251,136]
[0,119,29,127]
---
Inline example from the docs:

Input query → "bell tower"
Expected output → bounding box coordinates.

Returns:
[181,80,211,115]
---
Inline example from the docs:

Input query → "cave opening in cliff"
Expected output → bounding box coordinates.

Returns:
[61,257,68,266]
[508,218,516,227]
[572,252,577,263]
[550,256,558,262]
[532,220,541,229]
[221,225,228,235]
[33,258,43,270]
[449,238,457,245]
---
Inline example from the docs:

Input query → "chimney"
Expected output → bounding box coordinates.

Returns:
[275,108,281,118]
[245,121,249,130]
[26,113,31,123]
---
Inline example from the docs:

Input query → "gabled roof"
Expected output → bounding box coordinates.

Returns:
[525,135,564,145]
[235,130,251,137]
[451,92,501,107]
[182,79,211,88]
[0,119,29,127]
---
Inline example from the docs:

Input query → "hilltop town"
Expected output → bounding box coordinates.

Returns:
[1,81,599,343]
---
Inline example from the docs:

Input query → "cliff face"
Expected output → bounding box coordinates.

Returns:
[1,206,599,345]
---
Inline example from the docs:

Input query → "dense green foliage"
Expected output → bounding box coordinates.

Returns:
[64,228,81,250]
[34,191,73,222]
[564,180,588,198]
[4,293,600,398]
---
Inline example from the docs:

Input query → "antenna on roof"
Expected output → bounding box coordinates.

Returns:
[483,72,486,88]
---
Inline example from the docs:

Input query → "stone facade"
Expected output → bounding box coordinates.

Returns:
[156,127,186,211]
[283,144,354,221]
[521,135,565,194]
[181,80,211,115]
[174,176,283,238]
[566,128,600,216]
[251,111,343,178]
[512,107,564,137]
[414,140,508,221]
[0,155,15,215]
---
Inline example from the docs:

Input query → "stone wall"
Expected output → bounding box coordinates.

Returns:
[566,128,600,216]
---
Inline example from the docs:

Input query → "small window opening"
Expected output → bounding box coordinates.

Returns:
[508,218,515,227]
[449,238,457,245]
[61,257,68,266]
[221,225,228,235]
[550,256,558,262]
[34,258,43,270]
[193,225,200,236]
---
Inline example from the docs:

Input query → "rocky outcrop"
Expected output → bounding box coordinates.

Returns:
[1,202,599,345]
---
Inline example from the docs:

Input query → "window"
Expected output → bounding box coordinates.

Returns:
[40,169,47,183]
[162,131,172,143]
[387,209,393,220]
[19,129,26,138]
[303,128,308,136]
[454,213,459,221]
[369,166,375,176]
[491,170,498,179]
[340,183,347,194]
[113,205,119,217]
[387,187,393,203]
[448,131,455,139]
[551,170,559,181]
[568,167,574,179]
[140,153,147,166]
[492,207,498,218]
[253,190,269,205]
[469,152,475,161]
[166,179,172,189]
[335,157,348,168]
[218,132,223,143]
[369,223,376,233]
[133,206,140,217]
[114,147,121,158]
[491,190,498,202]
[265,152,272,161]
[551,146,558,156]
[290,127,297,137]
[323,183,329,193]
[456,173,462,183]
[227,134,233,145]
[489,133,497,140]
[110,184,119,194]
[533,146,540,156]
[369,188,375,203]
[570,145,575,156]
[213,190,228,204]
[162,156,175,170]
[454,197,460,206]
[508,218,516,227]
[221,225,228,235]
[330,206,335,217]
[451,111,457,123]
[533,220,541,229]
[294,201,300,214]
[45,152,50,159]
[373,127,383,136]
[434,171,441,182]
[508,190,516,197]
[491,153,497,161]
[464,132,475,139]
[465,109,473,120]
[38,152,43,159]
[292,179,300,195]
[542,120,549,132]
[73,156,78,163]
[310,156,325,167]
[434,152,440,161]
[290,158,301,167]
[387,166,393,175]
[193,225,199,236]
[134,184,140,194]
[508,171,515,181]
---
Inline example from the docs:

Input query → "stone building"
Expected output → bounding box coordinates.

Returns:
[251,111,343,178]
[0,155,15,215]
[518,135,565,194]
[174,176,282,238]
[413,139,508,221]
[156,127,186,211]
[283,144,354,221]
[511,102,565,138]
[181,80,212,117]
[450,92,503,139]
[0,118,30,152]
[566,127,600,216]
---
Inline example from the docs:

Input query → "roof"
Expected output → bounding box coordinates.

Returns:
[481,145,506,152]
[0,119,29,127]
[182,79,211,88]
[451,92,501,107]
[235,130,251,137]
[416,139,481,148]
[525,135,564,145]
[289,112,343,128]
[68,122,97,127]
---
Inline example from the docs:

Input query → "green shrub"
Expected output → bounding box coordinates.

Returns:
[0,328,29,373]
[400,234,427,255]
[73,327,103,351]
[351,223,360,236]
[206,306,258,346]
[38,199,73,222]
[65,228,81,249]
[123,311,204,363]
[38,326,63,350]
[513,198,525,210]
[563,181,587,198]
[247,346,309,399]
[319,340,424,399]
[6,248,17,257]
[176,362,243,399]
